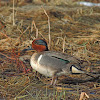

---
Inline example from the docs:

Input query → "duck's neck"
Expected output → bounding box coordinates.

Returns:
[45,47,49,51]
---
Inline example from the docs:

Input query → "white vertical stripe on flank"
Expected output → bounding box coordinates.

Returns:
[37,55,43,64]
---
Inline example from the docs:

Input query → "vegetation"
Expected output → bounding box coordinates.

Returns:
[0,0,100,99]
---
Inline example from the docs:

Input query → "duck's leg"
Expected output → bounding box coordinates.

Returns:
[50,76,57,85]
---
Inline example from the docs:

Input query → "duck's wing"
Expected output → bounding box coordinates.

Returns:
[38,52,69,70]
[43,51,85,66]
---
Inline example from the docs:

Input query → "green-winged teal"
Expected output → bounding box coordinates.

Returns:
[29,38,91,85]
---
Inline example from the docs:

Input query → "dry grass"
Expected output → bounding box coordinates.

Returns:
[0,0,100,100]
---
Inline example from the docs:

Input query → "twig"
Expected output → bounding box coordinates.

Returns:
[0,32,8,38]
[0,52,16,60]
[32,20,38,38]
[13,0,15,26]
[63,36,66,53]
[41,6,51,49]
[39,32,47,40]
[79,92,89,100]
[17,26,29,39]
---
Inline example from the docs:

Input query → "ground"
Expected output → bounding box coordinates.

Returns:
[0,0,100,100]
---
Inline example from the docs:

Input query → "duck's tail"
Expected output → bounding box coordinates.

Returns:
[71,65,100,78]
[85,72,100,78]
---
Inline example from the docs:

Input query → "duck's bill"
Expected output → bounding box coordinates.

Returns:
[22,46,34,52]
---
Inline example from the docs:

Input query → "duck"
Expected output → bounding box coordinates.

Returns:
[25,38,93,85]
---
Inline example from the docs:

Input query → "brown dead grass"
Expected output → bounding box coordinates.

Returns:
[0,0,100,100]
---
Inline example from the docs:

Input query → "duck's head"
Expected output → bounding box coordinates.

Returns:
[32,38,48,52]
[22,38,48,52]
